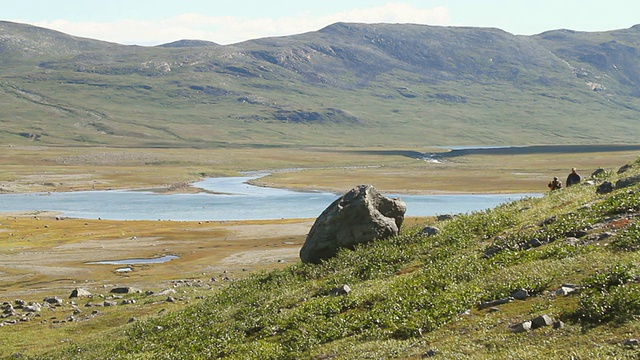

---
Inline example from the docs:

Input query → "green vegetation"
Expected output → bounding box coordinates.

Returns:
[8,158,640,359]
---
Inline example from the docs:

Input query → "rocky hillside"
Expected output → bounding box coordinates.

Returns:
[19,157,640,359]
[1,21,640,147]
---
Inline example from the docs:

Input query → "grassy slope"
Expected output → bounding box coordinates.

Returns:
[13,156,640,359]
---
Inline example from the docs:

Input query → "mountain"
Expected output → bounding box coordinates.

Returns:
[1,20,639,147]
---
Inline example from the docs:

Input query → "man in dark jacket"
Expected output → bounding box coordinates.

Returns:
[566,168,581,187]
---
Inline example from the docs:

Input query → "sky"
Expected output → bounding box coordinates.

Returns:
[4,0,640,46]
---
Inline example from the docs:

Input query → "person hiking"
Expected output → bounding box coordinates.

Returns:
[548,176,562,190]
[566,168,581,187]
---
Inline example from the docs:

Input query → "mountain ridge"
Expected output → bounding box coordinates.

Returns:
[1,20,640,147]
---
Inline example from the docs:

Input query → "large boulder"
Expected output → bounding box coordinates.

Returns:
[299,185,406,264]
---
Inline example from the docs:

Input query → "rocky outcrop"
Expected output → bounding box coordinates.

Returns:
[299,185,406,264]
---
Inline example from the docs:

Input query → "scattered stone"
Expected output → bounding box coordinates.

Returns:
[479,297,514,309]
[156,289,177,296]
[166,297,176,303]
[419,226,439,236]
[152,325,163,332]
[511,321,532,333]
[624,338,639,346]
[618,164,633,174]
[556,284,578,296]
[531,314,554,329]
[23,304,41,313]
[110,286,142,294]
[591,168,607,178]
[511,289,530,300]
[437,214,454,221]
[300,185,406,264]
[329,285,351,297]
[422,349,438,358]
[103,300,118,307]
[488,307,500,313]
[526,238,543,248]
[128,317,137,323]
[616,175,640,189]
[596,181,614,194]
[553,321,564,329]
[43,297,63,305]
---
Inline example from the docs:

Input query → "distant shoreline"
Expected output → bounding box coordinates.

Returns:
[432,144,640,159]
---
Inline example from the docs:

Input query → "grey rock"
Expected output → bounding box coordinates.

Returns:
[596,181,614,194]
[437,214,454,221]
[103,300,118,307]
[69,288,92,298]
[624,338,639,346]
[23,304,41,313]
[419,226,440,236]
[556,284,578,296]
[479,297,514,309]
[110,286,142,294]
[553,321,564,329]
[531,314,553,329]
[511,288,530,300]
[43,297,63,305]
[422,349,438,357]
[591,168,607,178]
[156,288,177,296]
[618,164,633,174]
[525,238,543,249]
[329,284,351,296]
[511,321,532,333]
[616,175,640,189]
[300,185,406,264]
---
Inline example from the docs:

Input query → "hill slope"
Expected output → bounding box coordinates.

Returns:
[1,21,640,147]
[23,158,640,359]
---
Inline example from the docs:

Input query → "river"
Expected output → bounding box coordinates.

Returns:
[0,175,539,221]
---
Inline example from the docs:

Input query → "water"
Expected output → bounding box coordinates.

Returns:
[86,255,179,265]
[0,175,539,221]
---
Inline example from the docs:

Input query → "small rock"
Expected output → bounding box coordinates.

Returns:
[422,349,438,358]
[596,181,614,194]
[437,214,454,221]
[43,297,63,305]
[556,285,577,296]
[511,321,532,333]
[511,289,529,300]
[624,338,639,346]
[69,288,92,298]
[531,314,553,329]
[420,226,439,236]
[553,321,564,329]
[329,284,351,296]
[110,286,142,294]
[479,297,514,309]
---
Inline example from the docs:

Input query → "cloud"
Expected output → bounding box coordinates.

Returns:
[29,3,450,46]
